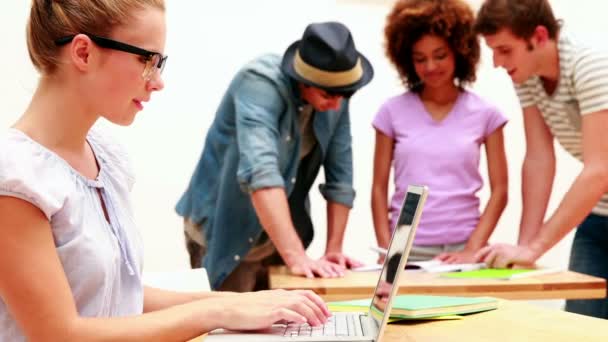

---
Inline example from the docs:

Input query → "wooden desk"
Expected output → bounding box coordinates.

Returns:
[193,300,608,341]
[269,266,607,301]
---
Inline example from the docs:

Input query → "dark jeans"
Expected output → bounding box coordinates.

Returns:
[565,214,608,319]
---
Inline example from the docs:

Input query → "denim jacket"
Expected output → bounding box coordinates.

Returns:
[175,54,355,289]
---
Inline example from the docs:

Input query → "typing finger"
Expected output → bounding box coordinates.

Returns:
[273,308,306,325]
[297,293,328,324]
[289,298,322,326]
[297,290,331,317]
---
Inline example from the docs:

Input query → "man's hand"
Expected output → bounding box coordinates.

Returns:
[474,243,541,268]
[287,254,346,278]
[321,252,364,269]
[436,249,478,264]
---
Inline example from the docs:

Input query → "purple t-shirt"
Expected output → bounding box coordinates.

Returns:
[372,90,507,245]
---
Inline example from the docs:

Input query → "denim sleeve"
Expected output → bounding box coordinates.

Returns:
[319,102,356,208]
[234,73,286,193]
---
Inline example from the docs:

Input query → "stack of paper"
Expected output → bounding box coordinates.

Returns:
[405,260,486,273]
[351,260,486,273]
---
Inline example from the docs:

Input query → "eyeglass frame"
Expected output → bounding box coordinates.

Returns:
[54,33,167,80]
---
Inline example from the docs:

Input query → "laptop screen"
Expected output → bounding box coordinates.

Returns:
[368,185,428,336]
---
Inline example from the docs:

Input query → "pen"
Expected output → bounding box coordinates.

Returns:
[369,246,388,255]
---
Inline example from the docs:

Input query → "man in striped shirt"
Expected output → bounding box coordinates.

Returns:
[474,0,608,319]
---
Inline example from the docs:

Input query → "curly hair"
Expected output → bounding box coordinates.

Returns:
[384,0,480,92]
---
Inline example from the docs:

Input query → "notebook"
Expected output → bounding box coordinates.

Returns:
[205,185,429,341]
[356,251,485,273]
[329,295,498,319]
[441,267,561,280]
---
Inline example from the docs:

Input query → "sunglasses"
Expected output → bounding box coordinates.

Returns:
[55,33,167,81]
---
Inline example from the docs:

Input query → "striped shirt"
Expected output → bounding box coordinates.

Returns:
[515,29,608,215]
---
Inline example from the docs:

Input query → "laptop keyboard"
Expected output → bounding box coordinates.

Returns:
[280,312,363,337]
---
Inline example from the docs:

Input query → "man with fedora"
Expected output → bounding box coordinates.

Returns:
[176,22,374,291]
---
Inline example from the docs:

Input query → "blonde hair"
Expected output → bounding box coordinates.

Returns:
[27,0,165,74]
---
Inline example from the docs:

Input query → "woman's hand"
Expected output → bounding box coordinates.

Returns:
[436,249,478,264]
[211,289,331,331]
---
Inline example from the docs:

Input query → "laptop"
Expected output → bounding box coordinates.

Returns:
[206,184,429,342]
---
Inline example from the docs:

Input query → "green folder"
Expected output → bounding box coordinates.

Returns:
[328,295,498,319]
[441,268,546,279]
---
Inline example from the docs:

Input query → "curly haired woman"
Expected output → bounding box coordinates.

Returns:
[372,0,509,264]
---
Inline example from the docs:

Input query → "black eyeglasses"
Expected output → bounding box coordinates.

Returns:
[55,33,167,81]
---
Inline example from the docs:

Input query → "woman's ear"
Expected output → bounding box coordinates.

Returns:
[69,34,94,72]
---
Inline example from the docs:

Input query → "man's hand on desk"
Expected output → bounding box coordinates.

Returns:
[321,251,363,269]
[474,243,542,268]
[285,253,347,278]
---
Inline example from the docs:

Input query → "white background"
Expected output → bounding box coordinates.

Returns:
[2,0,607,307]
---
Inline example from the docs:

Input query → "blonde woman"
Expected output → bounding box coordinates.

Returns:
[0,1,329,340]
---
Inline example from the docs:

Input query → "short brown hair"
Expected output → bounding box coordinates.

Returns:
[27,0,165,74]
[384,0,480,92]
[475,0,560,39]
